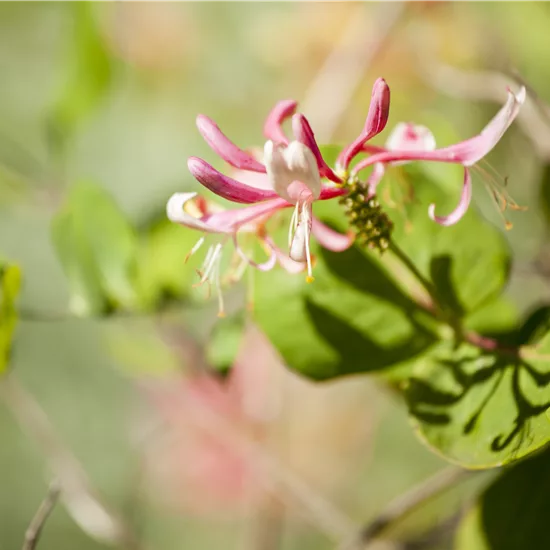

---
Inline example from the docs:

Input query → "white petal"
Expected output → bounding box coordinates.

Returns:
[166,192,216,232]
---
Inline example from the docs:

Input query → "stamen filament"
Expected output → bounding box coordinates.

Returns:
[185,236,205,263]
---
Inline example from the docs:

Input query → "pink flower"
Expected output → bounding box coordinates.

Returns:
[167,92,368,286]
[349,86,526,226]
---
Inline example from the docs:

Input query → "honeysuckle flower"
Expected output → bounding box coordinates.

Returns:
[349,86,526,227]
[167,191,294,316]
[168,94,360,286]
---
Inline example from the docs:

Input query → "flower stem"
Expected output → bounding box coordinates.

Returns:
[387,241,438,306]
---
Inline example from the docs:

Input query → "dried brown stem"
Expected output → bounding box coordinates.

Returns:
[22,481,61,550]
[338,466,473,550]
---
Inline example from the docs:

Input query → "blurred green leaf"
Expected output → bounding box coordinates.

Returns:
[135,218,199,309]
[205,312,246,372]
[0,263,21,373]
[108,323,181,377]
[538,162,550,229]
[406,318,550,468]
[51,182,138,316]
[455,446,550,549]
[48,2,113,150]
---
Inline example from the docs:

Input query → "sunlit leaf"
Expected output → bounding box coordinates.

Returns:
[406,315,550,468]
[51,182,138,316]
[253,161,512,381]
[455,446,550,549]
[0,263,21,373]
[386,164,510,314]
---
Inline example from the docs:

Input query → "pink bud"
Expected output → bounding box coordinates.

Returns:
[338,78,391,169]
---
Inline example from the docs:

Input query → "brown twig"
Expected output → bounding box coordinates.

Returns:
[22,481,61,550]
[0,375,144,549]
[337,466,474,550]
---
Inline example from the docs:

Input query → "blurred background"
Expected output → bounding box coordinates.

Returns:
[1,2,550,549]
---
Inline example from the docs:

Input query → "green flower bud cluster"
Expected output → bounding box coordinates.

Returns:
[340,180,393,252]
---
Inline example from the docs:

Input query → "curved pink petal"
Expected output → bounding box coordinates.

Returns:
[291,114,342,183]
[263,237,306,274]
[311,217,354,251]
[338,78,391,169]
[233,235,277,271]
[366,162,385,194]
[196,115,266,173]
[204,197,290,232]
[438,86,525,167]
[352,86,525,174]
[428,168,472,226]
[263,99,298,145]
[188,157,278,204]
[319,186,347,201]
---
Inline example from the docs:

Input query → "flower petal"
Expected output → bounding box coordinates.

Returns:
[338,78,391,169]
[166,192,223,233]
[188,157,277,204]
[264,237,306,274]
[319,186,347,200]
[263,141,321,203]
[440,86,526,166]
[385,122,436,152]
[292,114,342,183]
[366,162,385,194]
[352,86,526,174]
[289,219,309,262]
[428,168,472,226]
[196,115,266,173]
[311,217,354,251]
[233,235,277,271]
[263,99,298,145]
[204,197,290,232]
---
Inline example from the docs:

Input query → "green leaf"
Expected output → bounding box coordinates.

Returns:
[405,321,550,467]
[205,312,246,373]
[455,446,550,550]
[0,263,21,373]
[387,165,510,315]
[254,220,438,380]
[253,162,512,381]
[51,182,139,316]
[135,217,200,309]
[48,3,113,150]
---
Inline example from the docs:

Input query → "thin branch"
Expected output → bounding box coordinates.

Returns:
[0,375,144,549]
[22,481,61,550]
[338,466,474,550]
[387,241,438,308]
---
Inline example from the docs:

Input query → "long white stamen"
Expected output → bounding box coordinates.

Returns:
[200,245,215,275]
[214,256,225,318]
[200,243,222,284]
[186,236,205,263]
[288,202,300,247]
[302,205,314,283]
